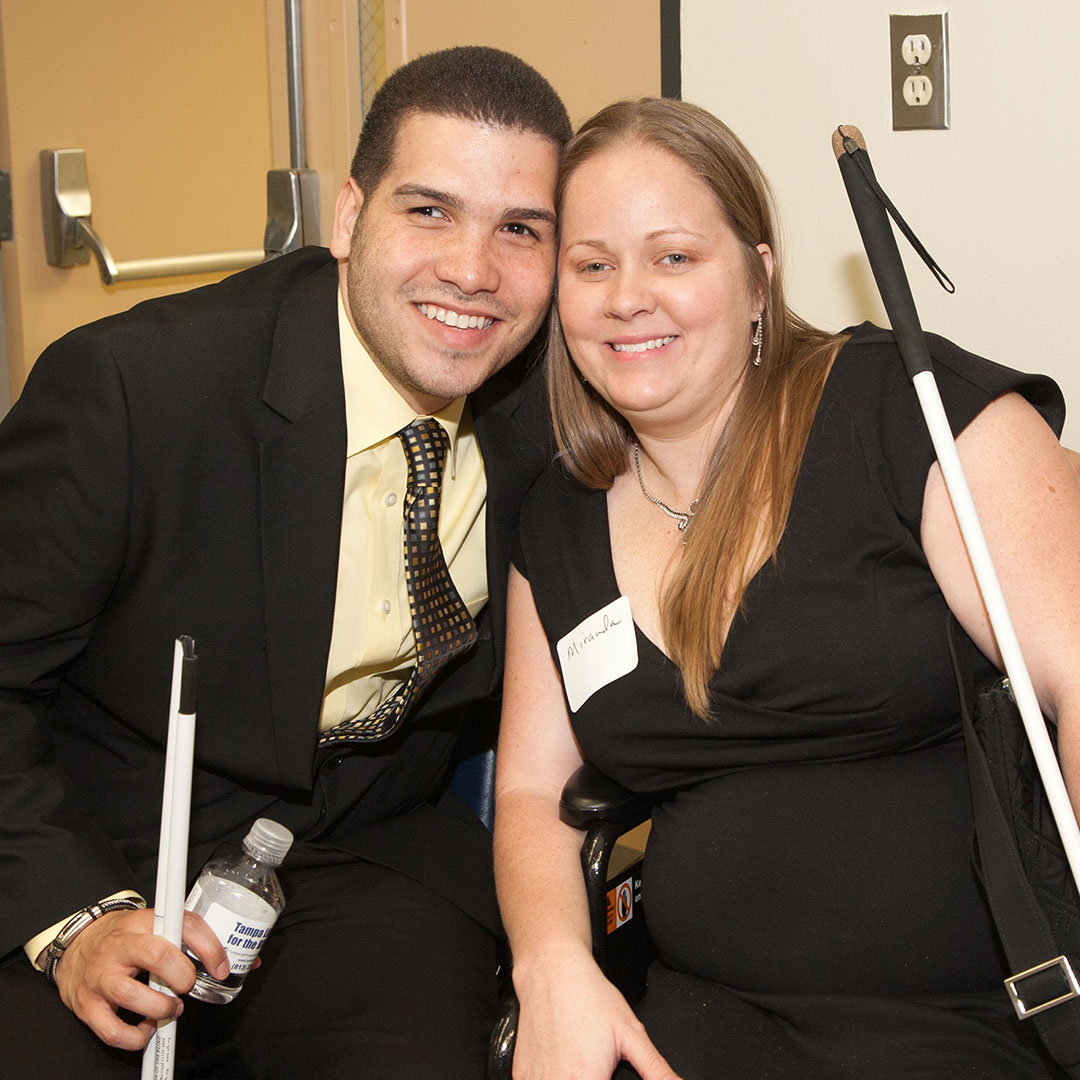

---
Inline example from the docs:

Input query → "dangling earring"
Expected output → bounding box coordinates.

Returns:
[751,312,764,367]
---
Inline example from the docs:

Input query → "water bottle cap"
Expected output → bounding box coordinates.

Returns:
[243,818,294,865]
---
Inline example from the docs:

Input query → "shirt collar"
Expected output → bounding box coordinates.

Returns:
[337,288,467,476]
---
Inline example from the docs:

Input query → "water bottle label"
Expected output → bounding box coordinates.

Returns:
[193,893,277,975]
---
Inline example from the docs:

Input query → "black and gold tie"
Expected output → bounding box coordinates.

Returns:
[320,418,479,745]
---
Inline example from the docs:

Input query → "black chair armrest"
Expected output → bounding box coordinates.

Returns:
[559,762,650,828]
[487,994,519,1080]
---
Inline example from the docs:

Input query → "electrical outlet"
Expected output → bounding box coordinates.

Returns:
[902,75,933,107]
[890,13,949,130]
[901,34,933,66]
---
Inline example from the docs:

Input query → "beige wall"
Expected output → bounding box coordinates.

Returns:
[395,0,660,127]
[0,1,277,400]
[683,0,1080,442]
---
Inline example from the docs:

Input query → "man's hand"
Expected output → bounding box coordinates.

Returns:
[43,907,229,1050]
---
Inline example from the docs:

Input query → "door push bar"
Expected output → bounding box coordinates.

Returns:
[40,148,319,285]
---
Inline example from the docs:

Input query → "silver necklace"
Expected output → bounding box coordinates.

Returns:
[632,443,699,535]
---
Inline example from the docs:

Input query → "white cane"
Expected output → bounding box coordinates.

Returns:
[142,636,197,1080]
[832,125,1080,894]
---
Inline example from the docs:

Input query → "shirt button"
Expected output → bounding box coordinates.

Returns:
[384,492,398,507]
[380,599,392,614]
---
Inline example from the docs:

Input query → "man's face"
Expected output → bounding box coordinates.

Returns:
[330,111,559,414]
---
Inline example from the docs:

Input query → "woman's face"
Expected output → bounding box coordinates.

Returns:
[558,140,772,439]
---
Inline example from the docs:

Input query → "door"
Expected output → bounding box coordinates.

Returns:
[0,1,288,404]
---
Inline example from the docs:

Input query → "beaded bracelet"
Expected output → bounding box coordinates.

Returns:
[43,897,147,985]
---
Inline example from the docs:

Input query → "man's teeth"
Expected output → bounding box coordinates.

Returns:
[418,303,493,330]
[611,336,676,354]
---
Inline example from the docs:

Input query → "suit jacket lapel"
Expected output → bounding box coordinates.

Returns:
[259,257,345,788]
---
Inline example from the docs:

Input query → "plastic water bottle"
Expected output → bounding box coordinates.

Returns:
[184,817,294,1003]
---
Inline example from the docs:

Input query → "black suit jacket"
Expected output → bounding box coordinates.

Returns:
[0,248,550,957]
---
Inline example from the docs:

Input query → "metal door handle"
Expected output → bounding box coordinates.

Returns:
[40,149,267,285]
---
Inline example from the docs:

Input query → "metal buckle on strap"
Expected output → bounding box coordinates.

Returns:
[1005,956,1080,1019]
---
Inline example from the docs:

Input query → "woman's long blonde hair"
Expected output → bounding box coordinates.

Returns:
[548,98,843,719]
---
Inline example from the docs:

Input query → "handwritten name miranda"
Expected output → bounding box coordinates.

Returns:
[563,613,624,661]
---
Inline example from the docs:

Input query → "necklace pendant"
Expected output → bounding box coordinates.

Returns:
[677,499,699,531]
[632,442,701,543]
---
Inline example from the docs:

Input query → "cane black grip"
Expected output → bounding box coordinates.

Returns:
[835,136,934,379]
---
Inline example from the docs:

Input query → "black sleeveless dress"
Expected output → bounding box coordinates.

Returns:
[515,324,1069,1078]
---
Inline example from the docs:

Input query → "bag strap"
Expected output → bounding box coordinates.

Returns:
[948,618,1080,1071]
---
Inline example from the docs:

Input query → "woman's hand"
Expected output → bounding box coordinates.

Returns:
[511,945,682,1080]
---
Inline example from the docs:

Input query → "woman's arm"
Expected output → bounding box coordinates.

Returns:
[922,392,1080,810]
[494,566,680,1080]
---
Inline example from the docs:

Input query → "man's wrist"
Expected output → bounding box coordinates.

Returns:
[26,889,146,970]
[42,896,147,985]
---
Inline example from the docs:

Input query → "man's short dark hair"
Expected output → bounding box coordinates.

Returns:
[350,46,571,194]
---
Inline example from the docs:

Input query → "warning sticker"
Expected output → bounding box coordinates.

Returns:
[606,876,635,934]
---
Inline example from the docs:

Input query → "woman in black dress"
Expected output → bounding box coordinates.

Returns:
[494,98,1080,1080]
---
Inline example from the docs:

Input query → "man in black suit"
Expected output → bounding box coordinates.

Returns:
[0,46,569,1078]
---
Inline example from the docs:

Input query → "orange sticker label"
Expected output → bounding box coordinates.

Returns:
[605,877,634,934]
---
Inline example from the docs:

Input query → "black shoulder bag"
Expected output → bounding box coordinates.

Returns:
[950,617,1080,1075]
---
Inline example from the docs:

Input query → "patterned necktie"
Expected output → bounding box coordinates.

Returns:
[320,418,479,745]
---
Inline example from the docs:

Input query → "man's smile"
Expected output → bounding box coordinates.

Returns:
[416,302,496,330]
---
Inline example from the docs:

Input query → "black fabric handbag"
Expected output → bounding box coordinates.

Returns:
[950,618,1080,1076]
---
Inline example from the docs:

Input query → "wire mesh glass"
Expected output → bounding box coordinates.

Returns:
[358,0,387,119]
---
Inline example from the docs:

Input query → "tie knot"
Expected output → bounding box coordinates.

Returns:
[399,419,449,489]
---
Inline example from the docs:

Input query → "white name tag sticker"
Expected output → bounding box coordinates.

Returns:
[557,596,638,713]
